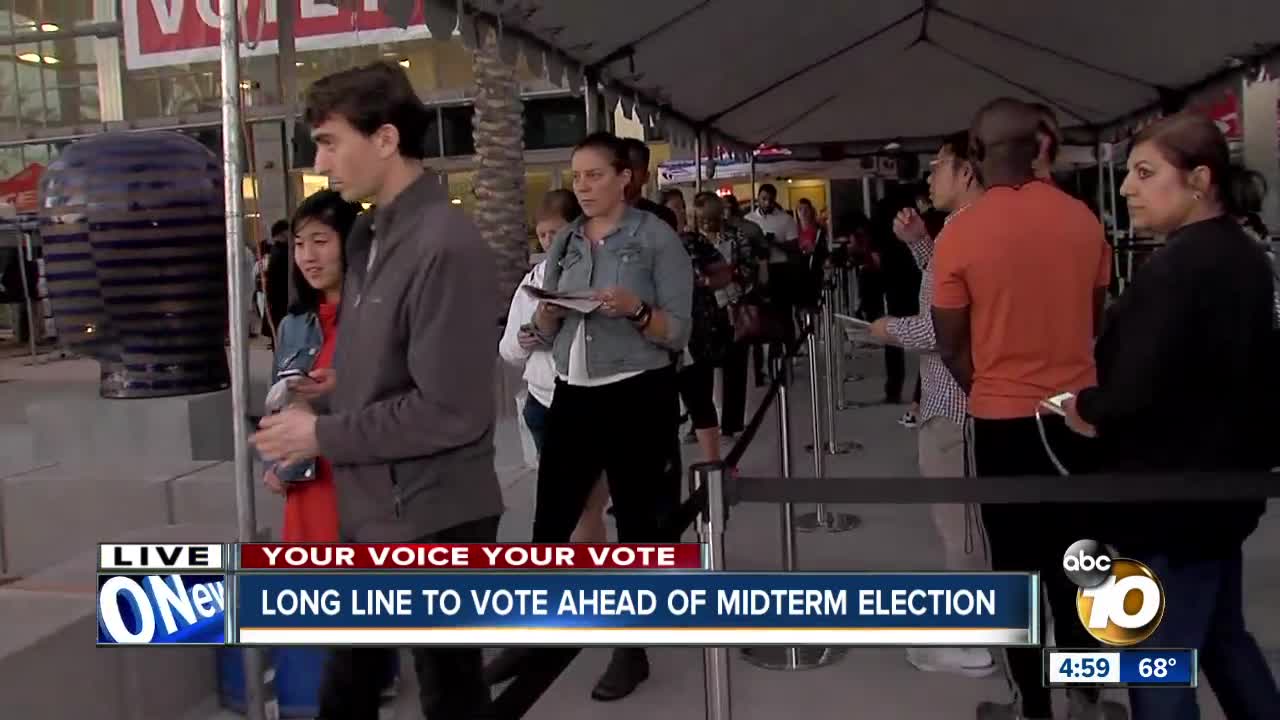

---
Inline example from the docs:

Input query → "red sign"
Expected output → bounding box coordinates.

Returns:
[123,0,436,70]
[0,163,44,215]
[1192,90,1242,140]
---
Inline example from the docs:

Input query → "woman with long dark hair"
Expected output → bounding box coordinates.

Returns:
[1063,113,1280,720]
[530,131,693,701]
[793,197,830,312]
[260,190,361,542]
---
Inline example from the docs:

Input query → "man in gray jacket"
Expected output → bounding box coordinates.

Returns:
[252,61,502,720]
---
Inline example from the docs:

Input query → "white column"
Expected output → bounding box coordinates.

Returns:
[1241,75,1280,231]
[93,0,124,122]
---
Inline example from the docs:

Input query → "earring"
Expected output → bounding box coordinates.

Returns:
[1193,191,1203,200]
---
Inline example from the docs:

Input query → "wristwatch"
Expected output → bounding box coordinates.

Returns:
[630,302,652,328]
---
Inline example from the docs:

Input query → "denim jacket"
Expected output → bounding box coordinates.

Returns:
[269,312,324,482]
[540,207,693,378]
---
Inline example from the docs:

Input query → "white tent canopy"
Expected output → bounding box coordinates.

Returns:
[444,0,1280,149]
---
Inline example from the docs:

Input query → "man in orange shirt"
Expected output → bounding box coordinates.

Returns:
[931,98,1123,720]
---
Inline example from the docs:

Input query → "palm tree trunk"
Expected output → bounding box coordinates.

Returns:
[471,27,528,318]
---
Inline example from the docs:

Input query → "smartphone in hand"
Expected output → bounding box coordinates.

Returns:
[1039,392,1075,417]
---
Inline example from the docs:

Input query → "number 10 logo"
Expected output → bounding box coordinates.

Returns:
[1063,540,1165,646]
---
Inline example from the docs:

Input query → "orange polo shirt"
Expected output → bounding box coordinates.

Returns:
[931,181,1111,420]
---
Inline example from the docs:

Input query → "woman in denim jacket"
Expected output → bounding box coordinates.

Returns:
[261,190,361,542]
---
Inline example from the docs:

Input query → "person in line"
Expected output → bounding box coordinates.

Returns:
[677,201,736,460]
[497,189,611,545]
[251,61,502,720]
[793,198,830,314]
[264,219,291,347]
[868,193,922,405]
[695,191,763,441]
[661,188,688,233]
[622,138,679,230]
[530,132,692,701]
[260,189,360,541]
[721,194,769,385]
[488,189,613,687]
[870,131,994,679]
[1062,113,1280,720]
[745,183,799,383]
[931,98,1122,720]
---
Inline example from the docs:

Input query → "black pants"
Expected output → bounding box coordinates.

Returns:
[720,342,749,434]
[533,367,682,543]
[883,346,906,402]
[678,360,719,430]
[972,416,1105,718]
[317,515,500,720]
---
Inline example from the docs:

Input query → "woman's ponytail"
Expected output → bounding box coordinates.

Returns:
[1222,165,1267,219]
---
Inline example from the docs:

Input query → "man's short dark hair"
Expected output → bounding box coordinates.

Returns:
[303,61,430,159]
[621,137,650,168]
[270,220,290,238]
[940,131,972,163]
[971,98,1041,177]
[758,183,777,198]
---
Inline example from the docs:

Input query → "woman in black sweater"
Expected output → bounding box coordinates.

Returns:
[1063,113,1279,720]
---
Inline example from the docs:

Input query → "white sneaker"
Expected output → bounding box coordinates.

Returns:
[906,647,997,677]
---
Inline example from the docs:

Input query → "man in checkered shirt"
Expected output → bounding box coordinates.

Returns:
[870,132,993,679]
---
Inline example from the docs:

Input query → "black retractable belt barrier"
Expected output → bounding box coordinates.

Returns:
[723,324,812,470]
[730,471,1280,506]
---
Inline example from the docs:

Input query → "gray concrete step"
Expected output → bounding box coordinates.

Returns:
[0,460,279,578]
[0,523,239,720]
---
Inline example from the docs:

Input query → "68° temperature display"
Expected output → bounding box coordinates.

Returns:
[1045,649,1197,688]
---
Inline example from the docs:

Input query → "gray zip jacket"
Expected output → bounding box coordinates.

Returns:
[541,207,693,377]
[314,173,503,541]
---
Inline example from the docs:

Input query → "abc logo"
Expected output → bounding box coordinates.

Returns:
[1062,539,1164,646]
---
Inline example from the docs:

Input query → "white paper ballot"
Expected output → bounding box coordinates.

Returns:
[833,313,872,331]
[832,313,900,347]
[521,285,602,313]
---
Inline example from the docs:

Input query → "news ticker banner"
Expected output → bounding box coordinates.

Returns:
[1045,649,1198,688]
[97,543,1038,647]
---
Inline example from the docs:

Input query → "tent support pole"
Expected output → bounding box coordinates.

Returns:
[695,131,704,193]
[219,5,268,720]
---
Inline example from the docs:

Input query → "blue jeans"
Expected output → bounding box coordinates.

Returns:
[1128,548,1280,720]
[522,392,549,457]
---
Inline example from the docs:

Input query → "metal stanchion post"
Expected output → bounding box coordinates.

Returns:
[820,294,861,454]
[741,357,847,670]
[828,285,852,409]
[798,312,858,534]
[17,232,38,363]
[693,463,732,720]
[219,3,272,720]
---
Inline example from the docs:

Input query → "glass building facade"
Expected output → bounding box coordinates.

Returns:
[0,1,671,235]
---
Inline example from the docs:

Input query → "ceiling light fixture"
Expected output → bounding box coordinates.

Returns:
[40,23,59,32]
[17,52,41,63]
[42,56,59,64]
[399,59,410,68]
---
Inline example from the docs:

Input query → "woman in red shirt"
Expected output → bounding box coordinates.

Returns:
[261,190,361,542]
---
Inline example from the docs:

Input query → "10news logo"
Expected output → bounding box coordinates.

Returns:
[1062,539,1165,646]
